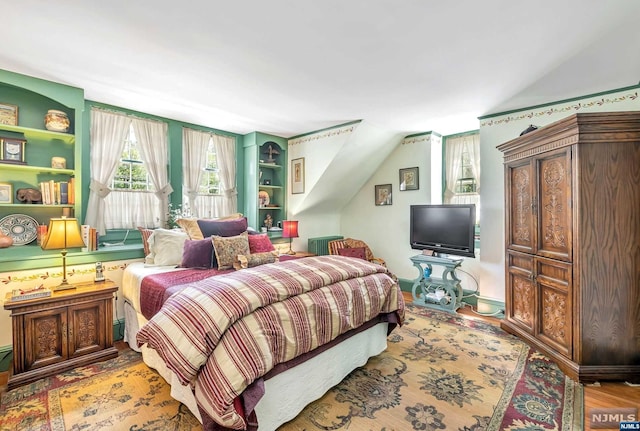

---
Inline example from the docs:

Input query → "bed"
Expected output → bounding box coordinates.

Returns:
[123,254,404,431]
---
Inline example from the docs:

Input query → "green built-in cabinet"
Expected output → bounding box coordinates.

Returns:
[243,132,287,240]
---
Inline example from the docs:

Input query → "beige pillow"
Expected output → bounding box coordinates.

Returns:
[233,251,279,270]
[176,218,203,240]
[212,231,250,270]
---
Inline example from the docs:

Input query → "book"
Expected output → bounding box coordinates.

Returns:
[81,224,90,251]
[59,181,68,204]
[36,224,48,246]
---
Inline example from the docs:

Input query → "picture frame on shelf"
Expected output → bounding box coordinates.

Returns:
[399,167,419,191]
[0,182,12,203]
[0,137,26,165]
[375,184,392,206]
[0,103,18,126]
[291,157,305,194]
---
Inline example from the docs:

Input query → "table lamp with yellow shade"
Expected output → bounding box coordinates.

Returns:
[41,217,86,291]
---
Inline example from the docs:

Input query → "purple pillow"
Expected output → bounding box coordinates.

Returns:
[248,234,275,253]
[197,217,248,238]
[180,238,214,268]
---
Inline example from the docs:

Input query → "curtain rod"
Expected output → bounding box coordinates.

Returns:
[90,106,166,125]
[182,126,235,140]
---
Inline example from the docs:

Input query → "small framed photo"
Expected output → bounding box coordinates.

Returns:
[375,184,392,206]
[0,182,12,203]
[399,167,419,191]
[0,103,18,126]
[291,157,305,194]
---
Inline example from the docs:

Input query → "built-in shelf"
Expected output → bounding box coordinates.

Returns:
[0,124,75,144]
[259,163,282,170]
[0,203,74,208]
[0,163,74,175]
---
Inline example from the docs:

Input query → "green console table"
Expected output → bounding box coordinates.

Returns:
[410,254,463,313]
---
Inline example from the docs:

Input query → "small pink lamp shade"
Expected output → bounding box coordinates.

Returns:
[282,220,299,255]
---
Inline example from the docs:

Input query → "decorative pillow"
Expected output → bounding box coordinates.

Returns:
[337,246,367,260]
[198,217,248,239]
[234,251,279,270]
[248,233,275,253]
[176,218,204,240]
[181,238,214,269]
[137,227,154,256]
[212,231,250,270]
[146,228,189,266]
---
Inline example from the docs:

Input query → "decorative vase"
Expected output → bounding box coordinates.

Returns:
[44,110,70,132]
[0,233,13,248]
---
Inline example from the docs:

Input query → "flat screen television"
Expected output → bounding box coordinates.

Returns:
[410,204,476,258]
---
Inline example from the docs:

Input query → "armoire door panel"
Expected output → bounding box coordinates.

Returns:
[506,251,535,333]
[506,161,535,253]
[535,257,572,359]
[536,149,572,261]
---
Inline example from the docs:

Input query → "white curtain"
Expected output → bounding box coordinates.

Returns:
[444,137,465,203]
[181,130,237,218]
[131,118,172,227]
[444,133,481,223]
[182,128,209,215]
[214,134,237,216]
[85,109,130,235]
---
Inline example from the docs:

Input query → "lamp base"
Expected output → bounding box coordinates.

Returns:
[53,280,76,292]
[285,248,296,255]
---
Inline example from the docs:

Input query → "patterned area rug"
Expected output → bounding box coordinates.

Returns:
[0,304,582,431]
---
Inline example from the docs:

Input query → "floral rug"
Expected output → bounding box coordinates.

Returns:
[0,304,582,431]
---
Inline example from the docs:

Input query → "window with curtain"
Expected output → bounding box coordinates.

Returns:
[444,131,480,225]
[86,107,171,233]
[182,128,237,219]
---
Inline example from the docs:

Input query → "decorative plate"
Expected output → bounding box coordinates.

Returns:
[258,190,270,207]
[0,214,38,246]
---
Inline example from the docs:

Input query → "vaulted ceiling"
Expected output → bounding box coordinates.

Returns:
[4,1,640,137]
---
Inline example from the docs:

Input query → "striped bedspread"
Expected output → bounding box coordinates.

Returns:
[136,255,404,430]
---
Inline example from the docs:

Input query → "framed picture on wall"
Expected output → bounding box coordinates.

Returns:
[291,157,305,194]
[375,184,392,206]
[399,167,419,191]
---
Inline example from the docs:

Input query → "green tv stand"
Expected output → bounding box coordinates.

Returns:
[410,254,464,313]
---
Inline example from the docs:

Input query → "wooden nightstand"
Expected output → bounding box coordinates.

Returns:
[3,279,119,389]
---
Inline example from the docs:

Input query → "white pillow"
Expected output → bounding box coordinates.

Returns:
[145,228,189,266]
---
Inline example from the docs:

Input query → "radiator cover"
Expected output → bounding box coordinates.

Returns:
[307,235,344,256]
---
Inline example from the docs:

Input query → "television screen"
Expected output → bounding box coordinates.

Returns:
[410,204,476,258]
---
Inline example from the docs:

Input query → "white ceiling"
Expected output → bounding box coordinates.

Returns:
[4,1,640,137]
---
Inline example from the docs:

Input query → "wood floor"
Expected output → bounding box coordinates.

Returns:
[1,295,638,430]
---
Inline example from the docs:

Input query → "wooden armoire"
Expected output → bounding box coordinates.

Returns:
[497,111,640,383]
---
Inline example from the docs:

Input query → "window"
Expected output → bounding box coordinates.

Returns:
[199,138,220,195]
[112,124,154,191]
[93,112,169,230]
[444,131,480,226]
[182,128,236,219]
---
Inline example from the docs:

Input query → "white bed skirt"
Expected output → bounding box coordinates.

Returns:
[124,300,389,430]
